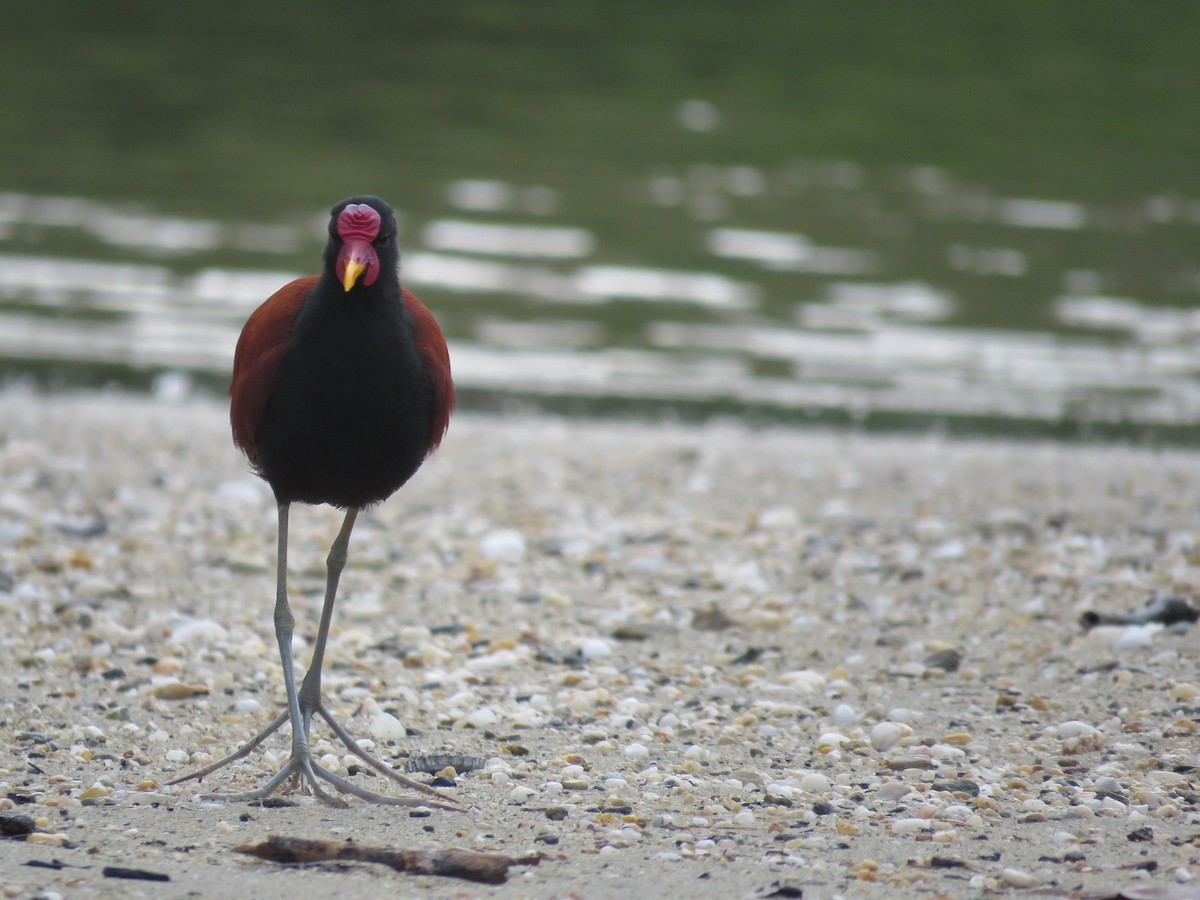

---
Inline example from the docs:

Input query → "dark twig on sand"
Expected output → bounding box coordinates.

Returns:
[233,835,540,884]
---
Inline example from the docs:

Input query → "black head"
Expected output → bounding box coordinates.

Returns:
[323,195,400,293]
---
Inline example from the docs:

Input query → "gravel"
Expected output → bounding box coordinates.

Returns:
[1,389,1199,898]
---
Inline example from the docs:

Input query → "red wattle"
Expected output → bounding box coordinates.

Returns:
[336,238,380,287]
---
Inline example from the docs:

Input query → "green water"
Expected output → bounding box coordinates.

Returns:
[2,2,1199,437]
[8,3,1198,228]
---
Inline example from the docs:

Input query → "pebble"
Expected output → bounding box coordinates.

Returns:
[939,804,974,822]
[886,755,937,771]
[579,638,613,660]
[152,657,183,675]
[369,712,406,741]
[875,781,912,801]
[1173,683,1200,701]
[467,707,498,728]
[832,703,857,725]
[931,778,979,797]
[778,670,826,693]
[1056,720,1099,739]
[479,528,526,562]
[799,773,831,794]
[869,721,908,751]
[816,732,850,749]
[465,649,520,672]
[168,618,229,646]
[150,682,210,700]
[1000,868,1039,888]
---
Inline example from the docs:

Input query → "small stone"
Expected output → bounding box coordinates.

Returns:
[479,529,525,562]
[922,648,962,672]
[151,682,210,700]
[1172,683,1200,701]
[466,650,520,673]
[369,712,406,741]
[1113,625,1157,650]
[545,806,569,821]
[832,703,857,726]
[623,742,650,760]
[816,732,849,749]
[779,670,826,693]
[579,638,612,660]
[931,778,979,797]
[940,805,974,822]
[885,755,937,771]
[799,773,831,794]
[467,707,498,728]
[319,753,340,771]
[870,722,908,751]
[691,603,736,631]
[875,781,912,801]
[25,832,65,846]
[1000,868,1038,888]
[1147,771,1187,785]
[168,618,229,646]
[0,813,35,837]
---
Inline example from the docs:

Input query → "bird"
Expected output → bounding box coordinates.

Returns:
[169,196,457,807]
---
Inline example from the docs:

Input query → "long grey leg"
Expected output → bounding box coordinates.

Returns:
[271,502,310,762]
[297,506,358,727]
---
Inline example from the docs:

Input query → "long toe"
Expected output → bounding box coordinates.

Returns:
[166,705,463,810]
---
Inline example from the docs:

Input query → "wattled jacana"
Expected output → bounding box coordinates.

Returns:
[169,196,456,806]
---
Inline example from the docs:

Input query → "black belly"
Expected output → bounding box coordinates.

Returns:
[252,314,434,509]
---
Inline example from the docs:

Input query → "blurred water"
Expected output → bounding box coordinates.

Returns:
[1,5,1198,438]
[2,165,1198,439]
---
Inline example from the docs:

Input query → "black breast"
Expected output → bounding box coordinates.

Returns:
[252,282,434,509]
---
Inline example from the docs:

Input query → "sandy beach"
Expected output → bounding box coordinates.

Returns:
[1,390,1198,899]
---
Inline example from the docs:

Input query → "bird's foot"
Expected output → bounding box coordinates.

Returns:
[165,704,463,810]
